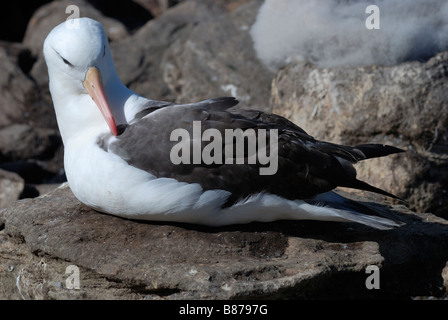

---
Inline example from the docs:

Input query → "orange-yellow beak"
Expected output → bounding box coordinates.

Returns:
[83,67,118,136]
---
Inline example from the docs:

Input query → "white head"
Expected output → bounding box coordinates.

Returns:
[44,18,123,142]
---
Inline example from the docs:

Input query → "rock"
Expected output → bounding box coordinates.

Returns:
[83,0,154,31]
[0,169,24,209]
[111,0,227,101]
[0,39,59,150]
[0,124,60,162]
[0,41,57,133]
[109,0,217,100]
[0,41,36,75]
[0,183,447,299]
[443,263,448,293]
[0,46,37,129]
[0,160,64,187]
[0,31,61,209]
[112,0,272,110]
[22,0,129,57]
[135,0,195,18]
[133,0,171,18]
[159,0,273,110]
[30,183,61,197]
[271,52,448,218]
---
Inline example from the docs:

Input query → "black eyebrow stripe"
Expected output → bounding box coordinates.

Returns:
[53,49,74,67]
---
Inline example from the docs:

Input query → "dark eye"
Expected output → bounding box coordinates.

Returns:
[62,57,74,67]
[54,49,74,67]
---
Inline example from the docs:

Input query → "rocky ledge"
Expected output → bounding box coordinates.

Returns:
[0,183,447,299]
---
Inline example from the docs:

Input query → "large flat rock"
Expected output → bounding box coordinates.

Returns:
[1,183,447,299]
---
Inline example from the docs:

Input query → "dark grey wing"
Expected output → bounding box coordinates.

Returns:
[132,96,240,121]
[222,107,404,199]
[132,100,174,121]
[104,97,403,206]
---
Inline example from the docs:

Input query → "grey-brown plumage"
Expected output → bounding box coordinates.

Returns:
[100,97,404,207]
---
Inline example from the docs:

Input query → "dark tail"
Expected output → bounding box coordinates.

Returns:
[306,191,405,229]
[345,179,404,201]
[354,144,405,160]
[343,144,405,201]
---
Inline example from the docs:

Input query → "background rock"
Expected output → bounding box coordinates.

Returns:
[111,0,272,110]
[109,0,223,102]
[0,46,37,129]
[0,169,24,209]
[133,0,183,18]
[0,124,59,162]
[271,52,448,218]
[158,0,272,110]
[0,184,447,299]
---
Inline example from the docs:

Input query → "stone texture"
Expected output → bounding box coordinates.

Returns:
[0,169,24,209]
[112,0,273,111]
[271,52,448,218]
[0,124,60,162]
[133,0,184,18]
[0,184,447,300]
[158,0,272,110]
[0,46,37,129]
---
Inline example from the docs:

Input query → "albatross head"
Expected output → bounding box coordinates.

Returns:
[44,18,121,140]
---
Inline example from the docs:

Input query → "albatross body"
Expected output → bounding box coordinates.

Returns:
[44,18,404,229]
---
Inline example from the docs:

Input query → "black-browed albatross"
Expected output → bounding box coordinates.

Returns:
[43,18,405,230]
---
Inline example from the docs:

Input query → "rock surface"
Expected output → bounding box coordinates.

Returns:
[0,184,447,300]
[0,124,59,162]
[271,52,448,218]
[158,0,272,109]
[0,169,24,209]
[112,0,272,110]
[0,45,37,129]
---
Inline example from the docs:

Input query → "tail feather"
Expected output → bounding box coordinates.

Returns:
[344,179,404,202]
[354,144,405,160]
[333,209,404,230]
[337,144,405,201]
[308,191,405,230]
